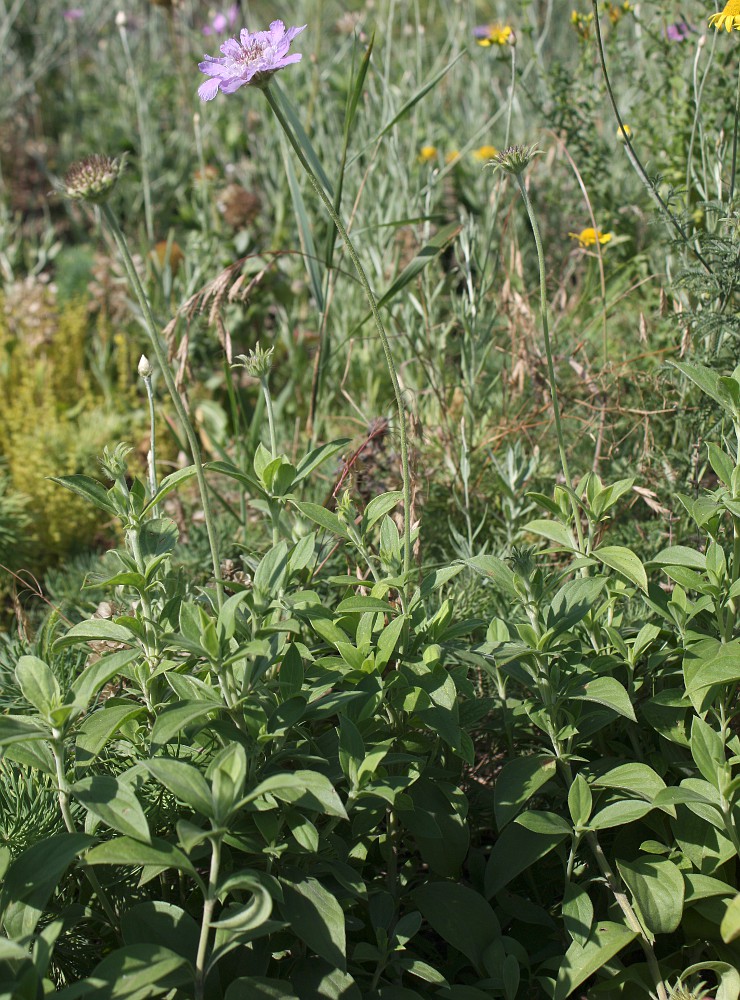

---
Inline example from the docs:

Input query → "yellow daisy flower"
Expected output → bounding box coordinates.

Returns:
[569,227,613,248]
[445,150,461,164]
[709,0,740,31]
[473,144,498,161]
[474,23,514,46]
[418,145,438,163]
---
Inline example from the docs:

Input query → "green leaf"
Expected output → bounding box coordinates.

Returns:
[589,800,653,830]
[76,703,144,768]
[690,716,726,788]
[53,618,136,650]
[617,856,685,934]
[15,655,60,717]
[70,648,139,713]
[594,545,648,592]
[150,700,219,747]
[406,779,470,878]
[294,440,350,485]
[525,519,576,550]
[553,921,637,1000]
[548,578,606,634]
[121,901,200,962]
[571,676,636,722]
[652,545,707,570]
[0,832,93,909]
[269,77,334,196]
[280,875,346,970]
[680,962,740,1000]
[721,894,740,943]
[56,944,190,999]
[143,758,213,817]
[84,836,197,877]
[225,980,299,1000]
[0,714,49,746]
[142,465,198,513]
[292,501,351,539]
[485,820,569,897]
[568,775,592,828]
[592,763,667,803]
[336,596,396,615]
[464,554,518,598]
[72,775,151,843]
[562,885,593,949]
[412,882,500,974]
[282,143,325,311]
[671,360,730,409]
[362,491,403,531]
[211,879,273,932]
[49,474,116,514]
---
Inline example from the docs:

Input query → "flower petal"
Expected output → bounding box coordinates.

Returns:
[198,77,221,101]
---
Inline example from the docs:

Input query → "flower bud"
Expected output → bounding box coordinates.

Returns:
[489,143,540,176]
[138,354,152,378]
[233,344,274,379]
[62,153,125,204]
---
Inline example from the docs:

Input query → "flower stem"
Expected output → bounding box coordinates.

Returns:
[514,175,585,554]
[194,836,221,1000]
[590,0,712,275]
[142,371,159,514]
[263,84,413,592]
[101,203,223,608]
[730,59,740,205]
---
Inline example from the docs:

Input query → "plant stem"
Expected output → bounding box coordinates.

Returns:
[194,836,221,1000]
[590,0,712,275]
[514,175,585,554]
[262,377,278,460]
[263,85,413,595]
[142,370,159,514]
[100,203,223,608]
[51,736,119,931]
[730,58,740,204]
[117,22,154,244]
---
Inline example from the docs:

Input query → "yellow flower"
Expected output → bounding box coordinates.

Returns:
[474,23,514,46]
[418,145,438,163]
[473,144,498,161]
[445,150,461,164]
[617,124,633,142]
[569,227,614,248]
[709,1,740,31]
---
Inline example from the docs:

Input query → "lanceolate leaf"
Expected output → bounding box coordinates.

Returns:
[553,921,637,1000]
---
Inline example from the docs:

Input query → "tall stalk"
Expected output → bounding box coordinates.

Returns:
[100,204,224,608]
[263,84,413,594]
[513,173,585,554]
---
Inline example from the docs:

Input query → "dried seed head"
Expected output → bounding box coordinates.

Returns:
[63,154,125,204]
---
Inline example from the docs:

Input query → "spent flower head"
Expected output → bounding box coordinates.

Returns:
[62,154,125,204]
[233,344,274,379]
[489,144,540,176]
[709,1,740,31]
[198,19,306,100]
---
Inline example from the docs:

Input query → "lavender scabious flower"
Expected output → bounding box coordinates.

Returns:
[198,20,306,100]
[63,7,84,20]
[665,21,692,41]
[203,4,238,36]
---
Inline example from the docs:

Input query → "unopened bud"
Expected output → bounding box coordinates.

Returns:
[233,344,274,379]
[138,354,152,378]
[62,153,125,204]
[115,11,127,26]
[489,143,541,177]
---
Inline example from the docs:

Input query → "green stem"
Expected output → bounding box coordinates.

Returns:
[101,203,223,608]
[51,737,119,931]
[263,85,413,595]
[117,23,154,243]
[194,836,221,1000]
[142,371,159,514]
[730,58,740,205]
[590,0,712,275]
[261,377,278,460]
[515,176,585,554]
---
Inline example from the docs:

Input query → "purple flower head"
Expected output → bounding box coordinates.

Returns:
[665,21,692,41]
[198,20,306,100]
[203,5,239,36]
[63,7,84,20]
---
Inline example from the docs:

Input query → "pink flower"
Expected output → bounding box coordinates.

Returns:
[198,20,306,100]
[63,7,84,20]
[203,5,239,36]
